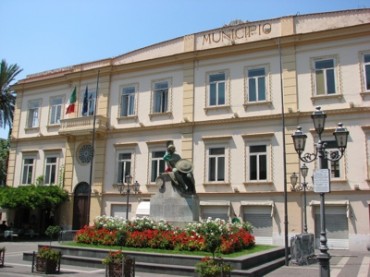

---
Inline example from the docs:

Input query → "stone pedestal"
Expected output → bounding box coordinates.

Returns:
[150,174,199,226]
[290,233,316,265]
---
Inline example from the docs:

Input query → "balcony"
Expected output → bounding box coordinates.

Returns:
[59,115,108,136]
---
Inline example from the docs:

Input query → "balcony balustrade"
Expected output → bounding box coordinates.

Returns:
[59,115,108,136]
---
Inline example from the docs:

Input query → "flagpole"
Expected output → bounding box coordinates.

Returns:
[86,70,100,226]
[277,39,289,266]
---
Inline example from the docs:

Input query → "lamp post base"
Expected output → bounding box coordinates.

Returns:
[290,233,316,265]
[318,251,331,277]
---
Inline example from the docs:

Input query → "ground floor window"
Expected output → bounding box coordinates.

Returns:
[200,201,230,221]
[111,204,130,219]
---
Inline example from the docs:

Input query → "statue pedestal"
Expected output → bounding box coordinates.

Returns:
[150,174,199,227]
[290,233,316,265]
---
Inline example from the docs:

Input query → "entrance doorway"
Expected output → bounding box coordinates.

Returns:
[72,182,90,230]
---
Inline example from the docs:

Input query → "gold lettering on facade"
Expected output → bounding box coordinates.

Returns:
[202,22,272,45]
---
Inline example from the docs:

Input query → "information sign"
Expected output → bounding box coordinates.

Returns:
[313,169,331,193]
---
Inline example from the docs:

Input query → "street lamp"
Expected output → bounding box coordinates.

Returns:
[114,175,140,220]
[290,164,309,233]
[291,106,349,277]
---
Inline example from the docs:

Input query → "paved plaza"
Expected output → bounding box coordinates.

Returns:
[0,241,369,276]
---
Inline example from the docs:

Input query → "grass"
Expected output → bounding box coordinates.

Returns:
[61,242,274,258]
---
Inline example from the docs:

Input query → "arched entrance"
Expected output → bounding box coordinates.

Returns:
[72,182,90,230]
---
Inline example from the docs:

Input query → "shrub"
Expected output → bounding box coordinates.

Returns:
[38,246,61,262]
[102,250,125,265]
[195,256,232,277]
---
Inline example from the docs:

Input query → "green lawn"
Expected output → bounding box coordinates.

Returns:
[62,242,274,258]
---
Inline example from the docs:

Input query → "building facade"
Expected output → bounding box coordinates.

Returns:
[8,9,370,251]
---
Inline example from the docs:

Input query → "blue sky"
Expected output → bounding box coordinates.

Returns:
[1,0,369,138]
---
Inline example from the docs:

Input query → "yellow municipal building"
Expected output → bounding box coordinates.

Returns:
[6,9,370,251]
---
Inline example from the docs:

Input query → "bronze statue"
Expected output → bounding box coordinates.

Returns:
[163,145,196,194]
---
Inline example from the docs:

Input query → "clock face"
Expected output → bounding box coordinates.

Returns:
[78,144,94,164]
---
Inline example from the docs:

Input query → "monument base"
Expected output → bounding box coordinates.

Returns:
[150,174,199,226]
[290,233,316,265]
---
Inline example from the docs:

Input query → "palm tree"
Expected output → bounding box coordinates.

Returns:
[0,138,9,185]
[0,59,23,132]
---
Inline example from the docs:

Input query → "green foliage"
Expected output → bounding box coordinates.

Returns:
[102,250,126,265]
[115,230,127,248]
[0,59,22,129]
[0,185,68,209]
[37,246,61,262]
[45,225,62,241]
[35,175,44,186]
[57,165,64,187]
[0,138,9,185]
[195,256,232,277]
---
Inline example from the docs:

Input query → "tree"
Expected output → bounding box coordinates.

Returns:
[0,59,23,130]
[0,185,69,210]
[0,138,9,185]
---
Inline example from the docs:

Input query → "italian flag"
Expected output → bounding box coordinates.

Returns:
[66,87,77,114]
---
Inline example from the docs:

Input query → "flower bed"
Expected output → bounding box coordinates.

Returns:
[75,216,255,254]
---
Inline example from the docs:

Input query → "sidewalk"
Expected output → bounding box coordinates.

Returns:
[0,241,175,277]
[0,241,369,276]
[266,249,370,277]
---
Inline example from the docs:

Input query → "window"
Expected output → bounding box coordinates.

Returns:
[151,150,166,182]
[208,147,225,182]
[321,141,342,179]
[203,136,231,184]
[247,67,266,102]
[117,153,132,183]
[152,81,168,113]
[209,72,226,106]
[243,133,273,183]
[249,145,267,181]
[44,156,57,184]
[22,157,34,184]
[363,53,370,91]
[49,97,63,125]
[27,100,41,128]
[314,58,336,95]
[111,204,130,218]
[120,86,136,117]
[82,90,96,116]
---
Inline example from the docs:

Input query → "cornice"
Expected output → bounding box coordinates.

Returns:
[295,106,370,118]
[13,21,369,92]
[12,63,113,91]
[291,23,370,47]
[10,134,65,143]
[10,106,369,142]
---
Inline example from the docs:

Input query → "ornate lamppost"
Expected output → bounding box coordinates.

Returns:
[290,164,309,233]
[291,107,349,277]
[114,175,140,220]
